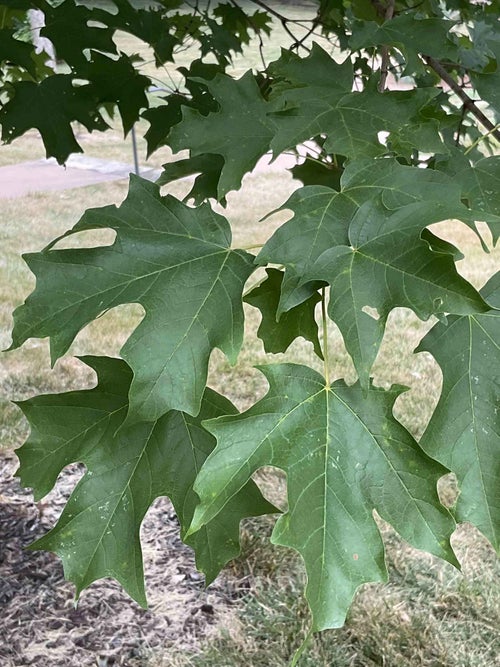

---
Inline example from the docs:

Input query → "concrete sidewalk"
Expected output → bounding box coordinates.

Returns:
[0,154,161,199]
[0,150,299,200]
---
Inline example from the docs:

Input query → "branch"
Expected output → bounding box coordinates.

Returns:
[378,0,395,91]
[248,0,310,52]
[423,55,500,142]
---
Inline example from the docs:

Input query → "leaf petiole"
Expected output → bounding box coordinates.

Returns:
[321,287,330,385]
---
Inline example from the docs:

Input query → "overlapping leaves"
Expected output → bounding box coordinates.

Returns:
[258,158,488,384]
[267,44,446,158]
[166,44,449,201]
[16,356,275,605]
[5,0,500,639]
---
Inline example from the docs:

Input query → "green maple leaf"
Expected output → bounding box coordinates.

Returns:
[9,176,254,423]
[307,199,489,386]
[0,74,107,163]
[418,272,500,551]
[457,156,500,243]
[268,44,444,157]
[349,15,458,75]
[169,70,275,198]
[188,363,457,630]
[157,154,225,205]
[42,0,117,71]
[268,43,353,100]
[86,52,151,135]
[258,158,467,318]
[244,269,323,358]
[16,356,276,605]
[0,28,36,77]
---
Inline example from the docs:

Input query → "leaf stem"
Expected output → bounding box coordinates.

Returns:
[290,626,314,667]
[239,243,264,251]
[321,287,330,386]
[378,0,395,92]
[464,123,500,154]
[422,55,500,142]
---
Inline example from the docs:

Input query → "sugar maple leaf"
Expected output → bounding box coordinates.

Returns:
[16,356,276,604]
[9,176,255,423]
[419,272,500,550]
[189,364,457,630]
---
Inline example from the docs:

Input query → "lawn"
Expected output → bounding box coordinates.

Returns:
[1,4,500,665]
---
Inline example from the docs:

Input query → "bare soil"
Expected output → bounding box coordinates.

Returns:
[0,453,246,667]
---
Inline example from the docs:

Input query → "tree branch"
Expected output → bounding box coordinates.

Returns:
[248,0,310,52]
[378,0,395,91]
[423,55,500,142]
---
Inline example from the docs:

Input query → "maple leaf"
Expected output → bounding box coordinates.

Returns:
[41,0,117,71]
[0,28,36,77]
[267,44,445,158]
[169,70,275,198]
[418,272,500,551]
[188,363,457,630]
[244,268,323,358]
[0,74,107,164]
[307,199,489,386]
[257,158,467,318]
[9,176,255,423]
[85,52,151,135]
[16,356,276,604]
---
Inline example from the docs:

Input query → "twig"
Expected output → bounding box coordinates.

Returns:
[455,103,467,146]
[248,0,310,51]
[464,122,500,154]
[378,0,395,92]
[228,0,267,69]
[423,55,500,141]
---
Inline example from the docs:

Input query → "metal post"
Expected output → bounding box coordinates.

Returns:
[131,125,140,175]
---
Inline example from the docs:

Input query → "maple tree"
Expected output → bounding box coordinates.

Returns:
[2,0,500,653]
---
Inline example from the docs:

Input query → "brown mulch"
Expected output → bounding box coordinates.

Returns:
[0,454,246,667]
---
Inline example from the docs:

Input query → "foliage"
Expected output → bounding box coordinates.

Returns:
[2,0,500,652]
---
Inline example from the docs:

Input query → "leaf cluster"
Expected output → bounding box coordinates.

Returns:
[3,0,500,645]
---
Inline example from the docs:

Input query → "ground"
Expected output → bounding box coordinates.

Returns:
[1,454,244,667]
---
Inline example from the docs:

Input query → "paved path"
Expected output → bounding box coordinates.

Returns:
[0,151,298,200]
[0,154,161,199]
